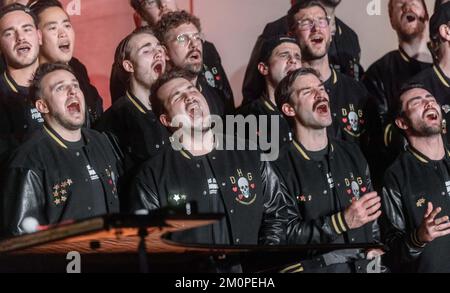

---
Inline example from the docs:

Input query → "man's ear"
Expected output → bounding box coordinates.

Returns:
[258,62,269,76]
[439,24,450,42]
[395,116,408,131]
[122,60,134,73]
[160,113,171,128]
[162,45,170,61]
[281,103,296,118]
[35,99,49,115]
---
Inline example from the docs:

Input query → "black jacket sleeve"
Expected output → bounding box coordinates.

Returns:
[128,164,161,213]
[381,170,425,264]
[2,168,46,236]
[242,35,266,105]
[258,161,296,245]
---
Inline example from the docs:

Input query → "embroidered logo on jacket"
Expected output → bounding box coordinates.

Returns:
[168,194,187,206]
[344,174,366,202]
[105,165,117,195]
[341,105,364,137]
[203,64,220,88]
[230,169,257,205]
[52,179,73,206]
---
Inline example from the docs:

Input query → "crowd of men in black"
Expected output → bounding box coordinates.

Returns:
[0,0,450,273]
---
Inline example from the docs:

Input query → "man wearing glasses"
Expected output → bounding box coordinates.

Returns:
[242,0,363,106]
[154,10,234,116]
[116,0,233,109]
[289,1,370,148]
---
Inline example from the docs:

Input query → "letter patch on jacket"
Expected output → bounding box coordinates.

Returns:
[229,169,257,205]
[341,105,364,137]
[344,173,366,202]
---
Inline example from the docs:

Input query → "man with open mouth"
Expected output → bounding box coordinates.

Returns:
[29,0,103,126]
[95,27,170,206]
[242,0,363,106]
[128,69,294,272]
[154,10,235,116]
[409,2,450,145]
[238,35,302,148]
[289,1,370,147]
[273,67,382,273]
[381,82,450,273]
[363,0,433,185]
[109,0,233,107]
[1,63,122,236]
[0,4,43,171]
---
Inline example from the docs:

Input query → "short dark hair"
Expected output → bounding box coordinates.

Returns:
[393,82,432,118]
[155,10,201,44]
[29,0,63,18]
[112,26,156,86]
[287,0,328,32]
[0,3,38,26]
[150,69,196,118]
[129,0,141,12]
[293,0,341,8]
[275,67,322,114]
[30,62,75,103]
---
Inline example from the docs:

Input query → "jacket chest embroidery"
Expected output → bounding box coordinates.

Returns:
[52,179,73,206]
[297,194,312,203]
[416,197,426,208]
[341,105,364,136]
[105,165,117,194]
[344,173,366,202]
[168,193,188,206]
[203,65,220,88]
[229,169,257,205]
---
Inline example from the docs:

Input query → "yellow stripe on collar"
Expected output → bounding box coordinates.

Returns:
[44,125,68,149]
[4,72,18,93]
[384,124,393,147]
[433,65,450,88]
[332,68,338,84]
[126,91,146,114]
[399,50,410,63]
[293,141,311,161]
[180,149,192,160]
[263,100,275,112]
[409,148,429,164]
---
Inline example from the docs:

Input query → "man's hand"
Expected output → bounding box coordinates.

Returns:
[417,202,450,244]
[344,192,382,230]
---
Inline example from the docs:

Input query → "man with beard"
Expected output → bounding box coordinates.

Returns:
[154,10,234,116]
[242,0,363,105]
[1,63,122,236]
[382,83,450,273]
[363,0,433,172]
[289,1,370,146]
[0,4,43,168]
[95,27,169,209]
[237,36,301,147]
[273,68,382,273]
[129,70,293,272]
[29,0,103,126]
[109,0,233,106]
[410,2,450,141]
